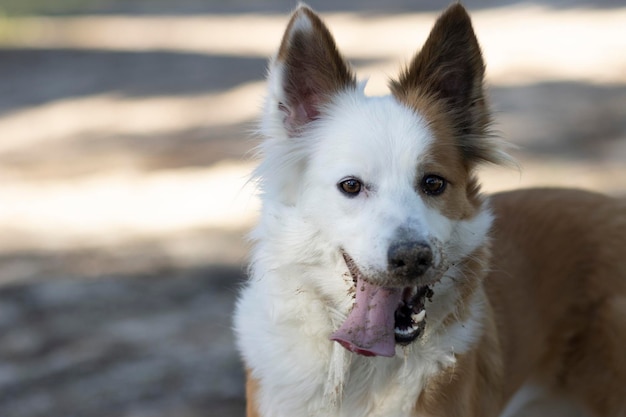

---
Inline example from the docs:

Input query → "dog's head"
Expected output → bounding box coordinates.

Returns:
[254,4,511,357]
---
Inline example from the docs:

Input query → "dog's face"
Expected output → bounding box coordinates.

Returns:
[256,5,510,357]
[303,94,471,287]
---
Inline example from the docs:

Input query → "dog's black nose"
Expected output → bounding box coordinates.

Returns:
[387,241,433,277]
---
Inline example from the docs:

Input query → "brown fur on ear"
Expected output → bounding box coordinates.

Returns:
[276,5,356,135]
[390,4,501,166]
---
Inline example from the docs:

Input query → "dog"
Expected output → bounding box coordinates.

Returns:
[234,4,626,416]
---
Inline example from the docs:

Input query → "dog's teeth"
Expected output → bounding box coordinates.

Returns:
[395,327,416,336]
[411,310,426,323]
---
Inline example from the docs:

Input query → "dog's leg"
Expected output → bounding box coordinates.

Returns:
[417,312,505,417]
[500,382,591,417]
[245,369,261,417]
[561,296,626,417]
[510,297,626,417]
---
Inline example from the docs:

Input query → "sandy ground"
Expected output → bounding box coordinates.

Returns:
[0,1,625,416]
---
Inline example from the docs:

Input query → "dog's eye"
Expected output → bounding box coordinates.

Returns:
[421,175,447,196]
[338,178,362,197]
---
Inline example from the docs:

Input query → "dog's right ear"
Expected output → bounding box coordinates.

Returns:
[266,5,356,136]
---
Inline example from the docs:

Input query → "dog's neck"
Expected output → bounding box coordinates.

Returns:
[251,223,491,415]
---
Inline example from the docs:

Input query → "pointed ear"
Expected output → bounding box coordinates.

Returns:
[268,5,356,136]
[390,4,502,164]
[392,4,485,116]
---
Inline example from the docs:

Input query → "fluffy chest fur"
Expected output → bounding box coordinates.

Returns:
[236,199,493,416]
[236,263,487,417]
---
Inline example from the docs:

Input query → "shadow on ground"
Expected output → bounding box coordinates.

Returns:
[491,82,626,162]
[0,262,246,417]
[0,49,267,114]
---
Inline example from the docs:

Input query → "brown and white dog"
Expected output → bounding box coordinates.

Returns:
[234,4,626,416]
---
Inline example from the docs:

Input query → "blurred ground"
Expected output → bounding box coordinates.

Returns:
[0,1,625,416]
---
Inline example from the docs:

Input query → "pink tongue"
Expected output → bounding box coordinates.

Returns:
[330,278,402,357]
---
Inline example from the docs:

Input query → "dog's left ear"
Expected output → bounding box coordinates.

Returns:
[391,4,505,165]
[266,5,356,137]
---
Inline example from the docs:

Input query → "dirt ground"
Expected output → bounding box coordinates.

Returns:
[0,1,625,416]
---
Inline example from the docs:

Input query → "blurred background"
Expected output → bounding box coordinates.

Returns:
[0,0,624,416]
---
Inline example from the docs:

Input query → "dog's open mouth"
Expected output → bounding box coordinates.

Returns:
[330,252,433,357]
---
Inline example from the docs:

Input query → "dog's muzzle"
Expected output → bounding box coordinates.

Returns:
[330,244,436,358]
